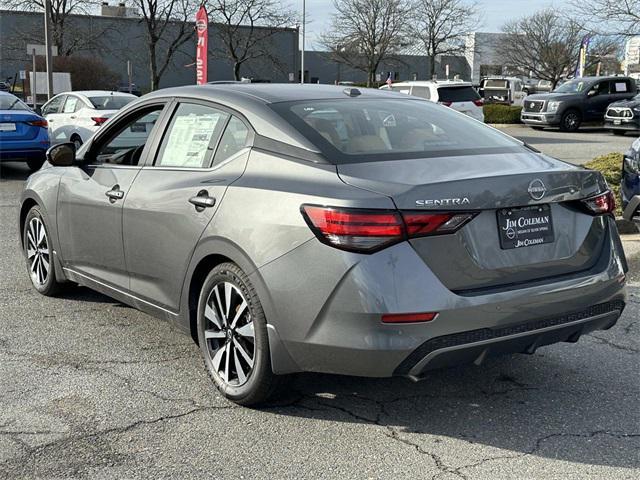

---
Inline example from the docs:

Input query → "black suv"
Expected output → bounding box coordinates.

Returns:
[521,76,637,131]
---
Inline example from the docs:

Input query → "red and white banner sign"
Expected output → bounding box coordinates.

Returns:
[195,5,208,85]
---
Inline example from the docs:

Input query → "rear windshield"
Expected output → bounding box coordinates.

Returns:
[89,95,135,110]
[0,95,30,111]
[437,86,480,102]
[270,98,522,164]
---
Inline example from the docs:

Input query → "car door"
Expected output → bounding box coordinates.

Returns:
[585,80,612,120]
[56,101,168,289]
[41,94,66,143]
[123,101,253,312]
[54,94,80,143]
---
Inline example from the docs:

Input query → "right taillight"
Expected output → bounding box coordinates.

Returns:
[301,205,476,253]
[581,190,616,215]
[92,117,109,126]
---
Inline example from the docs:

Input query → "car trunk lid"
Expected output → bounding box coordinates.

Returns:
[337,151,610,291]
[0,110,44,141]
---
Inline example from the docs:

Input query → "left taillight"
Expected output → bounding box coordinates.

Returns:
[301,205,476,253]
[27,119,48,128]
[473,99,484,107]
[581,190,616,215]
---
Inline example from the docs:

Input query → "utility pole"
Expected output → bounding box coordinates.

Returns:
[44,0,54,99]
[31,48,37,110]
[300,0,305,84]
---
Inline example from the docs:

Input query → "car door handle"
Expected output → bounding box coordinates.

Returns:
[189,190,216,211]
[70,116,76,119]
[106,185,125,202]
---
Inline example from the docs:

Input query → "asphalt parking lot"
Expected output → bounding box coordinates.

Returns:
[497,125,636,165]
[1,161,639,479]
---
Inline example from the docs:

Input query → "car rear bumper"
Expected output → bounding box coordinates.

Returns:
[258,217,627,377]
[521,113,560,126]
[0,147,47,162]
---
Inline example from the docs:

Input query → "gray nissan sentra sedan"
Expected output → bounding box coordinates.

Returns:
[20,84,628,405]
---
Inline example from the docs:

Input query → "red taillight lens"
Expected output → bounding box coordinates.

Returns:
[27,119,48,128]
[382,312,438,323]
[582,190,615,215]
[440,101,452,107]
[473,99,484,107]
[301,205,403,252]
[301,205,477,253]
[92,117,109,126]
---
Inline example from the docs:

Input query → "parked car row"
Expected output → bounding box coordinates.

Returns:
[521,76,639,133]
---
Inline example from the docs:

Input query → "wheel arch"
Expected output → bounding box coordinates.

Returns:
[180,236,300,375]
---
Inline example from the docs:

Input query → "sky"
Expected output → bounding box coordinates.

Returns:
[301,0,571,49]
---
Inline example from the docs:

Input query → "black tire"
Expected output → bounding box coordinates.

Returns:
[611,130,626,136]
[23,206,64,296]
[26,157,45,171]
[197,262,281,406]
[559,109,581,132]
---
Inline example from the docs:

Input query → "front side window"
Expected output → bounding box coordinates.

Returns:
[155,103,228,168]
[93,107,163,165]
[271,98,522,164]
[42,95,65,115]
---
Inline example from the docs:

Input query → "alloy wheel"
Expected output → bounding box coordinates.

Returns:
[203,281,255,386]
[564,113,579,130]
[26,217,50,286]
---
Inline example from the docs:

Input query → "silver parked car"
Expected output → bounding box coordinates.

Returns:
[20,84,628,405]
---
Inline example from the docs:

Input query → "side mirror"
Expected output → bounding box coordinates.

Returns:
[46,142,76,167]
[587,89,597,97]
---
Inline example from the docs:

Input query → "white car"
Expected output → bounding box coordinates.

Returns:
[379,80,485,122]
[41,91,137,148]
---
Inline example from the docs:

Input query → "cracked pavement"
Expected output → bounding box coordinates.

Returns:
[1,162,639,479]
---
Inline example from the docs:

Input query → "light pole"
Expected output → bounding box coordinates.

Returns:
[300,0,305,84]
[44,0,54,99]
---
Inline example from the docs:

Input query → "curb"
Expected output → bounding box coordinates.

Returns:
[487,123,525,128]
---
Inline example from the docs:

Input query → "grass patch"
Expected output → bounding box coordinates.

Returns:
[584,152,623,216]
[483,104,522,124]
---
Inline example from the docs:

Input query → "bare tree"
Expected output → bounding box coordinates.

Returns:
[570,0,640,36]
[2,0,103,56]
[320,0,409,87]
[498,10,619,89]
[206,0,297,81]
[128,0,196,90]
[408,0,480,79]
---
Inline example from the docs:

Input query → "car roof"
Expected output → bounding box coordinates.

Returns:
[384,80,473,88]
[134,83,424,153]
[145,83,405,104]
[52,90,137,102]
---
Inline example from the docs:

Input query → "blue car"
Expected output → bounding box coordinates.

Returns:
[0,91,50,171]
[622,137,640,226]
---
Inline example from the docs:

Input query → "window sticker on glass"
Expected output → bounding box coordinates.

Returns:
[614,82,628,93]
[161,112,223,168]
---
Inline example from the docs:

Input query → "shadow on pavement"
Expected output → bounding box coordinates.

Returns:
[0,162,32,181]
[264,328,639,469]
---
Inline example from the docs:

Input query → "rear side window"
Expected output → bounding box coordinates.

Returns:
[612,80,631,93]
[212,116,250,166]
[63,96,78,113]
[155,103,228,168]
[411,86,431,99]
[271,98,522,164]
[437,86,480,103]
